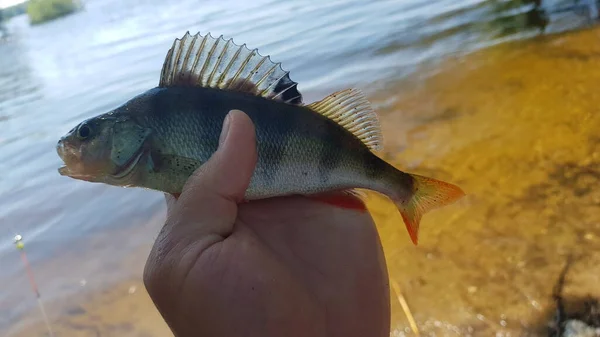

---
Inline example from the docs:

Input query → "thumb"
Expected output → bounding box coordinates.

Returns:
[145,109,257,275]
[144,109,257,327]
[173,108,258,238]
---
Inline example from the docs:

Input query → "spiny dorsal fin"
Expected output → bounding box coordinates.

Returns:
[159,31,303,105]
[307,88,383,151]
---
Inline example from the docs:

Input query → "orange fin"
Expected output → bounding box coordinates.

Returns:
[395,174,465,245]
[309,190,368,212]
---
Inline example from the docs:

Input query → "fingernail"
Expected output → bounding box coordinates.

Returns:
[219,113,231,146]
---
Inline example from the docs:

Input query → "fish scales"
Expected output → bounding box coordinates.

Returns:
[125,86,385,198]
[56,31,466,245]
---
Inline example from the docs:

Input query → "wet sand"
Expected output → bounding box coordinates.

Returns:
[9,24,600,337]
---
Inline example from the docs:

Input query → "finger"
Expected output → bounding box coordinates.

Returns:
[154,109,257,253]
[174,109,257,236]
[145,110,257,304]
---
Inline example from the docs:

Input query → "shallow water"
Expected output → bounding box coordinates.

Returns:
[368,25,600,335]
[1,0,599,335]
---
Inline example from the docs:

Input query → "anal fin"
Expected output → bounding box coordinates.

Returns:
[308,189,368,212]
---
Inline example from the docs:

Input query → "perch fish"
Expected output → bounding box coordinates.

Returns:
[56,31,466,244]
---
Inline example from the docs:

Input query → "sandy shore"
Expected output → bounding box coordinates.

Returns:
[7,24,600,337]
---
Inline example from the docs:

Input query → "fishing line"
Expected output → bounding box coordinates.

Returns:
[13,234,55,337]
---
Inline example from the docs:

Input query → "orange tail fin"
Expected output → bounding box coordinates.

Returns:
[395,174,465,245]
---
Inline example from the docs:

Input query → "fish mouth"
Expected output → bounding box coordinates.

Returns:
[56,139,99,181]
[57,165,97,182]
[56,139,67,161]
[58,165,69,176]
[56,140,79,177]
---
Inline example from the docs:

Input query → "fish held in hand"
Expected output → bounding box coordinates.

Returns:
[56,31,465,245]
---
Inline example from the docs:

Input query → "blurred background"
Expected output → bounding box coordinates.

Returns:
[1,0,600,336]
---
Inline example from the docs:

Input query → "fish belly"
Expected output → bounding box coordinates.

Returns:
[244,135,373,199]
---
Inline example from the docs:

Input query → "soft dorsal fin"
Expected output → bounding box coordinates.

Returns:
[159,31,303,105]
[307,88,383,151]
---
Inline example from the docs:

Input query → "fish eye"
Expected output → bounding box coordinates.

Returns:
[77,123,92,140]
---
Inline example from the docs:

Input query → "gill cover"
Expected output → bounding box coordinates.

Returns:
[110,118,152,177]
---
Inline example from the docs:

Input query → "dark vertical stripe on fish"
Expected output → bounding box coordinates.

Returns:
[318,122,343,185]
[258,105,293,184]
[362,150,380,180]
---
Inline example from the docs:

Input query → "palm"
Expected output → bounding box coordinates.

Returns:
[144,110,390,337]
[235,196,389,337]
[157,196,390,337]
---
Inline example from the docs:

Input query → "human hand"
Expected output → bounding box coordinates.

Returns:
[143,109,391,337]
